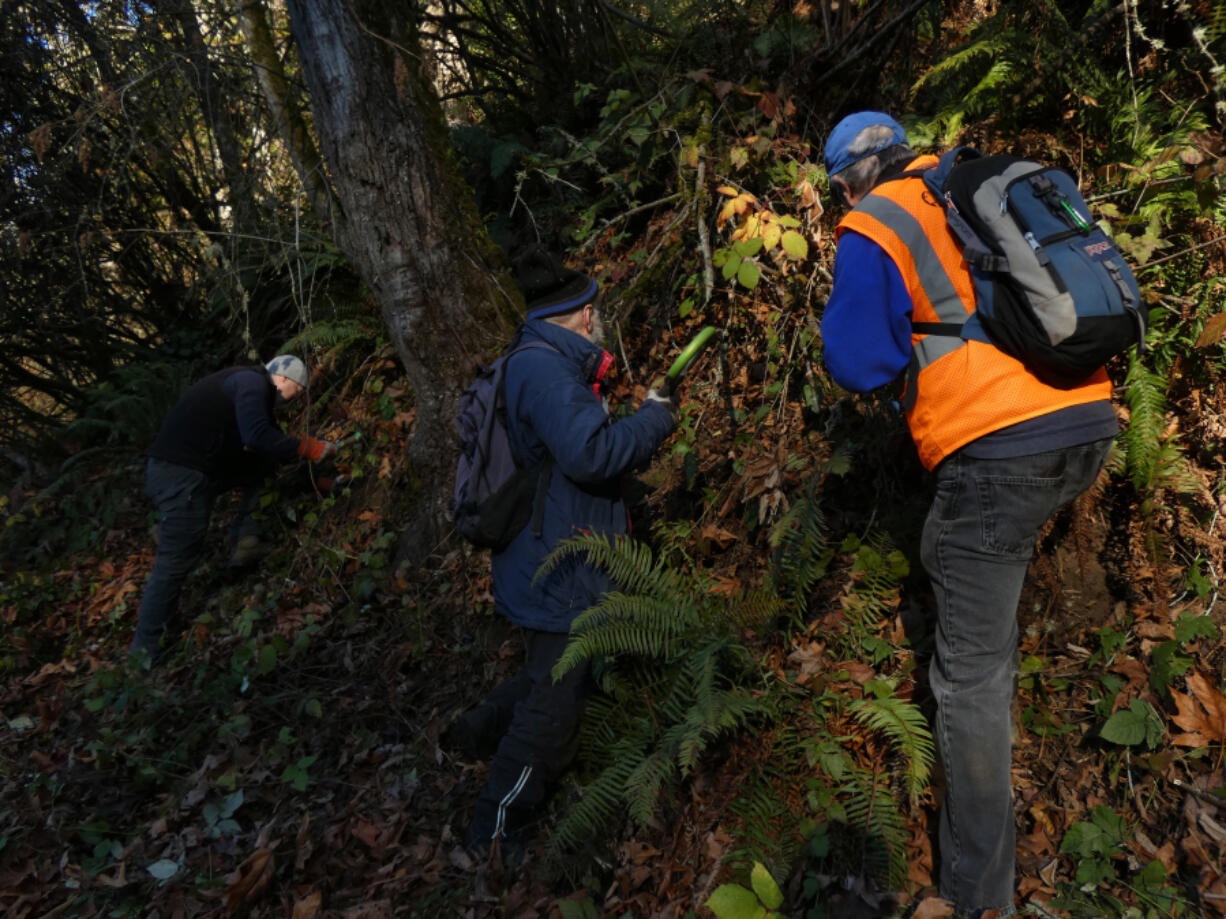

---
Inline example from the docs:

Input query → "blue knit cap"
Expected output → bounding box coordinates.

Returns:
[823,111,908,177]
[512,247,599,320]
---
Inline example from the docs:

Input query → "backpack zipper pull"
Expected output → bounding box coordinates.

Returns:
[1024,231,1052,266]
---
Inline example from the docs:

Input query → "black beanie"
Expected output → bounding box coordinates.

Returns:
[512,247,598,320]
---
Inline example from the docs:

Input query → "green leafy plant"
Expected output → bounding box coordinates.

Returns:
[849,681,935,801]
[541,533,773,852]
[1053,805,1189,917]
[707,861,785,919]
[1099,697,1164,749]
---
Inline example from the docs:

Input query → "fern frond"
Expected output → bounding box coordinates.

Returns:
[550,739,641,851]
[911,36,1005,94]
[961,59,1018,110]
[848,695,934,799]
[537,532,682,598]
[837,769,909,890]
[835,533,909,645]
[726,758,808,878]
[769,481,831,608]
[280,318,375,351]
[724,587,783,629]
[624,750,676,826]
[1120,357,1199,498]
[554,594,697,678]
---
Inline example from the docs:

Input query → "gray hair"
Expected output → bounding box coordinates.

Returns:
[834,125,916,199]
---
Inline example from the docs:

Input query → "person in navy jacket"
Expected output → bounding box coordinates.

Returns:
[130,355,338,660]
[455,250,675,855]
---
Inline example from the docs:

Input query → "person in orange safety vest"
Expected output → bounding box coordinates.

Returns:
[821,111,1119,919]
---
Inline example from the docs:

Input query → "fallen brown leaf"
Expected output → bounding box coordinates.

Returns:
[293,889,322,919]
[224,847,274,913]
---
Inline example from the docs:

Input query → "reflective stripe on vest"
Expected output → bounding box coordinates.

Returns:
[854,192,968,373]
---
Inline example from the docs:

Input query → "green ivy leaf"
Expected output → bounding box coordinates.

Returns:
[1060,820,1108,858]
[722,254,742,280]
[1074,855,1116,886]
[1174,612,1218,644]
[706,884,765,919]
[1101,698,1162,748]
[737,260,760,289]
[750,862,783,910]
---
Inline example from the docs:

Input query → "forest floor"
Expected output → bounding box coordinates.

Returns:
[3,343,1226,919]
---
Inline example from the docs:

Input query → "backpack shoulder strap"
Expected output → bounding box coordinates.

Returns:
[498,339,559,539]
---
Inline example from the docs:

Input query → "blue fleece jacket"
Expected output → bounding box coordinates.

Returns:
[491,319,674,632]
[820,231,914,392]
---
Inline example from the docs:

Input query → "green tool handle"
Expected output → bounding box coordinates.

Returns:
[666,326,718,383]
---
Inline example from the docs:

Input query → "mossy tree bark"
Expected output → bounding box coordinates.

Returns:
[285,0,523,561]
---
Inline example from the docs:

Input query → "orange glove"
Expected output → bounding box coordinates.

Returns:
[297,436,336,462]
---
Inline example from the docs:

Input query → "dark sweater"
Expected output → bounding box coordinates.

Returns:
[147,367,301,477]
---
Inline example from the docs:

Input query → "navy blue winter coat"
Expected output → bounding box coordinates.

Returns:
[491,319,674,632]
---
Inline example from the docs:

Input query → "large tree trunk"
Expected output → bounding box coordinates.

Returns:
[236,0,346,239]
[285,0,522,561]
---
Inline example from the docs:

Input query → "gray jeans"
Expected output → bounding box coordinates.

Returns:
[921,437,1112,917]
[131,459,267,656]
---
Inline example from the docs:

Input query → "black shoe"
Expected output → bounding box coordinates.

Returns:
[464,827,527,871]
[227,534,268,568]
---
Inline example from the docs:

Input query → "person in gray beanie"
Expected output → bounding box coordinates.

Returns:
[130,355,340,660]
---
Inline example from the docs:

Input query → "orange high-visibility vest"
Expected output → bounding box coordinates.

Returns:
[836,155,1113,470]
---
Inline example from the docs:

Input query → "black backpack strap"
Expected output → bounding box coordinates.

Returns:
[911,321,965,336]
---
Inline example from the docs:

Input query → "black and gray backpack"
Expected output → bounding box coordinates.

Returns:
[909,146,1147,387]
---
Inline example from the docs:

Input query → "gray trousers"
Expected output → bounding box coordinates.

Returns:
[922,437,1112,917]
[130,458,266,655]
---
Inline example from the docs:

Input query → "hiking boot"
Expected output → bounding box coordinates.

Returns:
[228,533,267,568]
[464,824,527,872]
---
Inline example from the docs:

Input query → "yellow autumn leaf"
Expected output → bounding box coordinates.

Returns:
[762,222,781,251]
[717,199,739,227]
[716,185,740,197]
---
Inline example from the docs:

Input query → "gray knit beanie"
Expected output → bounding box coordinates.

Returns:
[265,354,308,387]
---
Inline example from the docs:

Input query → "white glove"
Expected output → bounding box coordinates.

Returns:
[643,387,678,421]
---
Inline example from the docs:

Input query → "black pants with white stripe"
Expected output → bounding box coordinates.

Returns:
[466,628,592,846]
